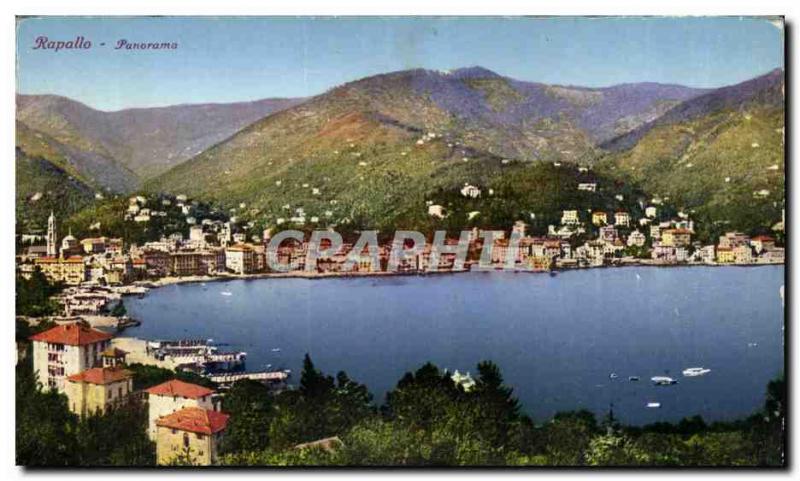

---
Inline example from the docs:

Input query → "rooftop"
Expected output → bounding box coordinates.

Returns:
[145,379,215,399]
[67,367,132,385]
[29,323,112,346]
[156,407,229,435]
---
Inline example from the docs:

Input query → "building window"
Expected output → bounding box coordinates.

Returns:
[183,433,190,449]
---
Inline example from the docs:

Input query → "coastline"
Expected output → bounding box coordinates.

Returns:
[131,260,785,292]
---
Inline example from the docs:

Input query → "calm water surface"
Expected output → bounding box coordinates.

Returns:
[126,266,784,425]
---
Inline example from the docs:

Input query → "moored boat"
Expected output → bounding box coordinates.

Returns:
[651,376,678,386]
[682,367,711,377]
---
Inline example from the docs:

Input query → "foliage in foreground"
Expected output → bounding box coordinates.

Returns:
[15,350,784,467]
[220,358,785,467]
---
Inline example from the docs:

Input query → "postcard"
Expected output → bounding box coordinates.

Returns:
[14,16,785,468]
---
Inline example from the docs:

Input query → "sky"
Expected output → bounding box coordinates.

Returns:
[16,16,784,111]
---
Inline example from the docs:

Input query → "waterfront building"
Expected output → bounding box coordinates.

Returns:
[651,243,677,263]
[141,249,171,276]
[698,245,716,264]
[716,246,735,264]
[29,323,113,392]
[145,380,216,440]
[661,228,692,247]
[34,256,86,285]
[591,211,607,226]
[170,250,223,276]
[65,366,133,417]
[718,232,750,249]
[750,235,776,254]
[645,206,657,218]
[156,407,229,466]
[733,244,753,264]
[627,230,646,247]
[762,247,785,264]
[225,244,256,274]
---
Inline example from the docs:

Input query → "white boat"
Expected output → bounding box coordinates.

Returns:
[609,373,618,379]
[682,367,711,377]
[221,291,233,296]
[651,376,678,386]
[646,402,661,408]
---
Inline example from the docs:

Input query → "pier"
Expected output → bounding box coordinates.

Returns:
[208,370,290,388]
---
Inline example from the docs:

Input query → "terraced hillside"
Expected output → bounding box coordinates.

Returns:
[599,69,785,240]
[145,67,706,233]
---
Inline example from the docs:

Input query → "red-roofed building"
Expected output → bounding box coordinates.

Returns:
[751,235,776,253]
[156,407,229,465]
[29,323,113,392]
[146,380,216,440]
[65,367,133,417]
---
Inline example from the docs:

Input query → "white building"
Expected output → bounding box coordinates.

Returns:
[189,225,205,243]
[460,184,481,198]
[627,230,646,247]
[561,210,580,226]
[29,323,113,393]
[614,211,631,227]
[577,183,597,192]
[225,244,255,274]
[428,204,446,219]
[145,379,216,440]
[645,206,657,218]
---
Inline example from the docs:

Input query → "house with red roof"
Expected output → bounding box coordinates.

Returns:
[65,366,133,417]
[29,322,113,392]
[750,235,776,254]
[145,379,216,440]
[156,407,229,465]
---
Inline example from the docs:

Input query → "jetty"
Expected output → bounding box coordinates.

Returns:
[208,370,290,388]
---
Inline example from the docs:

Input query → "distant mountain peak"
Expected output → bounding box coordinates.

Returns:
[447,66,502,79]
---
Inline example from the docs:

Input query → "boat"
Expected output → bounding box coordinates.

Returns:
[651,376,678,386]
[221,291,233,296]
[549,271,558,277]
[682,367,711,377]
[628,376,640,382]
[609,373,618,379]
[271,348,281,352]
[646,402,661,408]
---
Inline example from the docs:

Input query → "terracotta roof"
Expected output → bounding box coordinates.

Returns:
[752,235,775,242]
[67,367,132,385]
[156,407,229,435]
[29,323,112,346]
[145,379,214,399]
[34,256,84,264]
